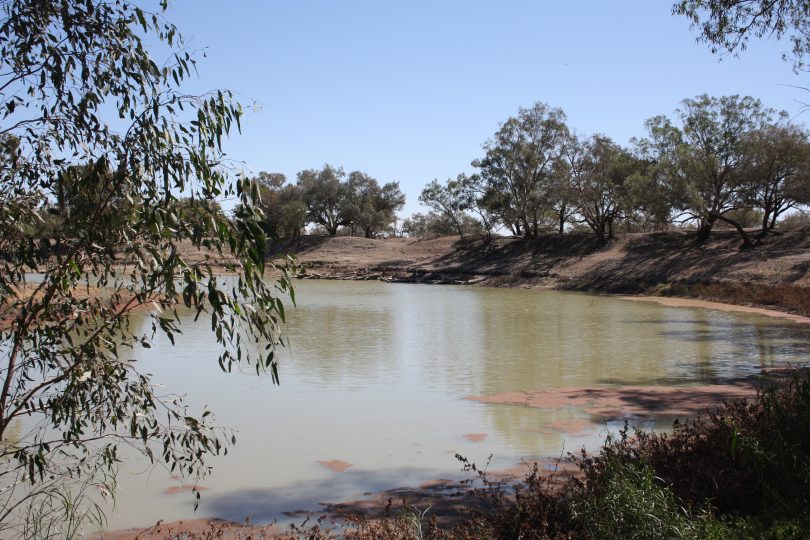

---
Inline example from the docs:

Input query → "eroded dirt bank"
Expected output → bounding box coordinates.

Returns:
[270,228,810,316]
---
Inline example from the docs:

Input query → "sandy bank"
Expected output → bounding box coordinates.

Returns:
[270,228,810,318]
[621,295,810,324]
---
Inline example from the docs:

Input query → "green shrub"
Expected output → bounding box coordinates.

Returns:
[696,515,809,540]
[571,439,699,539]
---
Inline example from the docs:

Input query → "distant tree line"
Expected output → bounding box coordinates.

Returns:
[25,161,404,246]
[241,165,405,239]
[414,95,810,247]
[33,96,810,250]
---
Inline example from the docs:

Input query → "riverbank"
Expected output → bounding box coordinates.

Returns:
[269,228,810,317]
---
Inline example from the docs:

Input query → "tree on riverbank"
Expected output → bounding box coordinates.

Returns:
[247,166,404,238]
[419,177,477,238]
[342,171,406,238]
[418,94,810,245]
[637,95,779,247]
[475,102,570,237]
[740,124,810,234]
[0,0,292,535]
[564,134,644,245]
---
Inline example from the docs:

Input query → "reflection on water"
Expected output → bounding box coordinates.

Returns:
[105,281,810,529]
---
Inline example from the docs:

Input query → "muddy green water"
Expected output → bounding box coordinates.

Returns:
[105,280,810,529]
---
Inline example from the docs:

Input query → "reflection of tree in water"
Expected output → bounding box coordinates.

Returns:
[282,305,396,384]
[653,312,810,382]
[130,280,810,402]
[305,282,810,402]
[472,293,685,395]
[394,286,487,394]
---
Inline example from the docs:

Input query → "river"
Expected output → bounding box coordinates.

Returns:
[102,280,810,529]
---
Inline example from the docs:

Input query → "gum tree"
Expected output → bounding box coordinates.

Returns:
[639,95,777,247]
[419,176,476,238]
[0,0,292,535]
[250,172,307,238]
[296,164,348,235]
[674,0,810,71]
[342,171,405,238]
[474,102,570,237]
[566,134,640,245]
[740,124,810,233]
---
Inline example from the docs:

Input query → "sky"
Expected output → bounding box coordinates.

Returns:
[162,0,809,216]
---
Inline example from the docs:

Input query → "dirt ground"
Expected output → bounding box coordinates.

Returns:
[269,227,810,315]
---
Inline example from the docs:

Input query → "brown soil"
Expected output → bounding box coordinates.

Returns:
[162,483,209,495]
[0,283,155,330]
[465,380,758,421]
[271,228,810,316]
[317,459,353,472]
[621,295,810,324]
[95,518,280,539]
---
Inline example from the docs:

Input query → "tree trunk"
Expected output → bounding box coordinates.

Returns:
[595,222,607,246]
[521,218,531,238]
[715,214,753,249]
[758,210,772,237]
[696,215,716,243]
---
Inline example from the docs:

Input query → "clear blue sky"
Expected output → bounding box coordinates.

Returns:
[165,0,807,216]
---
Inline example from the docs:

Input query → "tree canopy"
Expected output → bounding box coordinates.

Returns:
[474,102,570,237]
[0,0,292,534]
[565,134,642,245]
[412,95,810,245]
[248,165,404,238]
[740,123,810,231]
[674,0,810,71]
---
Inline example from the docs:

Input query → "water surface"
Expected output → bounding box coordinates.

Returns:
[105,281,810,528]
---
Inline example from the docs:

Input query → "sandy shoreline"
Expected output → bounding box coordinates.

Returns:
[273,230,810,319]
[619,295,810,325]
